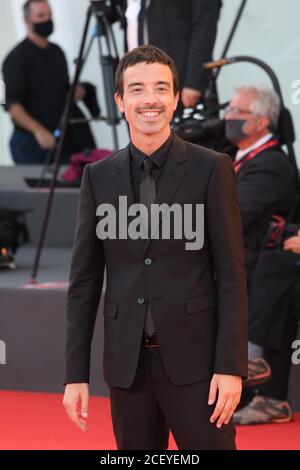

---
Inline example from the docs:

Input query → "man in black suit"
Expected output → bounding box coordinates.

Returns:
[113,0,221,108]
[224,85,296,423]
[63,45,247,450]
[225,85,295,282]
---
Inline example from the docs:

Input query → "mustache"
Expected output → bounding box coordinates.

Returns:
[137,105,165,112]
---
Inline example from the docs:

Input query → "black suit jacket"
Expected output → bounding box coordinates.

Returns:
[235,144,295,274]
[64,134,248,388]
[113,0,221,92]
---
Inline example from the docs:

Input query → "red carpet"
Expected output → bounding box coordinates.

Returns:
[0,391,299,450]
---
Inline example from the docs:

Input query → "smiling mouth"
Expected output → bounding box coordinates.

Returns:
[139,110,163,118]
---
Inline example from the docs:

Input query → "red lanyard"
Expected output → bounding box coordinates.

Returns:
[233,139,280,174]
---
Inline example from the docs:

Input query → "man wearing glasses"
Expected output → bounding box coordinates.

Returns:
[224,85,295,283]
[224,86,295,421]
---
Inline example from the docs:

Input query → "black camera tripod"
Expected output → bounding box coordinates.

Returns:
[30,0,121,282]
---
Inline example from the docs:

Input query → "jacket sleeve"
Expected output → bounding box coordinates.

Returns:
[2,51,27,110]
[184,0,221,92]
[63,164,105,384]
[206,154,248,377]
[237,153,295,230]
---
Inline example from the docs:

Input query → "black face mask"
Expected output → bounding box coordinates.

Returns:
[225,119,249,144]
[32,19,54,38]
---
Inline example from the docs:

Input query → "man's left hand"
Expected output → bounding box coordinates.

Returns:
[208,374,242,428]
[181,87,202,108]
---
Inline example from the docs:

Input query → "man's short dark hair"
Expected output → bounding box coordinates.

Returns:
[23,0,48,19]
[115,45,180,98]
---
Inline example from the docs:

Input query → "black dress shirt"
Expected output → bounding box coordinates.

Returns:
[129,132,173,203]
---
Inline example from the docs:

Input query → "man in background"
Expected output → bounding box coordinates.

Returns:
[225,85,296,422]
[113,0,221,109]
[2,0,95,164]
[225,85,295,282]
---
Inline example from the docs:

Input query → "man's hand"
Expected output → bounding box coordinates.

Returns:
[208,374,242,428]
[74,84,86,102]
[33,127,56,149]
[181,87,202,108]
[63,383,89,432]
[284,230,300,255]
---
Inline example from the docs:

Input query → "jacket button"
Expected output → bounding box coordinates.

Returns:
[138,297,145,305]
[144,258,152,266]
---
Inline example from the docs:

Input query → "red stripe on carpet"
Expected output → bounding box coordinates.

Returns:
[0,391,299,450]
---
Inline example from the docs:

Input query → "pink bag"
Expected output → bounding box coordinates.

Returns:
[61,148,113,183]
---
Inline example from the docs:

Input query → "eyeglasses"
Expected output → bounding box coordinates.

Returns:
[224,106,255,116]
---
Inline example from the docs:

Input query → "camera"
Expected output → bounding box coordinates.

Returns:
[172,103,236,156]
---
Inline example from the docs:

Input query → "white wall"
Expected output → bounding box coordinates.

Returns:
[214,0,300,144]
[1,0,300,166]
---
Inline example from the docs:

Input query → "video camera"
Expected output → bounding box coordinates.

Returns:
[172,102,236,156]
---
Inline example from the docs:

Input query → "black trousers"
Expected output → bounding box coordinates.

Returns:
[109,345,236,450]
[257,279,300,401]
[243,251,300,403]
[257,317,298,400]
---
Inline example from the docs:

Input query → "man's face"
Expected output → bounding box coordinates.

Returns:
[26,1,52,29]
[115,62,179,139]
[225,91,269,138]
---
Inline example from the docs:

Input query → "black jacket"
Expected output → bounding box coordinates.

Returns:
[113,0,221,92]
[236,143,295,271]
[64,134,248,388]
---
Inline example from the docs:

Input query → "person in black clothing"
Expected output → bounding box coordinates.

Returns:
[2,0,95,165]
[113,0,221,109]
[225,85,295,282]
[234,237,300,425]
[224,85,297,425]
[62,45,247,451]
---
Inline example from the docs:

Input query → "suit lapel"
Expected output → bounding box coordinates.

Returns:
[145,134,188,253]
[113,145,135,209]
[113,145,145,251]
[112,136,189,252]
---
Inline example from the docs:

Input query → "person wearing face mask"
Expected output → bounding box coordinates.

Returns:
[224,85,295,283]
[224,86,296,419]
[2,0,92,164]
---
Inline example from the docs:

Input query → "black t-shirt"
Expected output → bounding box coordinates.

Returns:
[2,38,69,132]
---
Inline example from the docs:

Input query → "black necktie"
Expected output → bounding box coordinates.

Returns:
[140,158,156,336]
[140,158,156,219]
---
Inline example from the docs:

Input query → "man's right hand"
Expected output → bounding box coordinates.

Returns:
[63,383,89,432]
[33,127,56,149]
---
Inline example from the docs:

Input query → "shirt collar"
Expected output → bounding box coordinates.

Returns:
[235,133,273,163]
[130,132,173,169]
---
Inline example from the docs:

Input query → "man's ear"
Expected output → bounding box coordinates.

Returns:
[25,18,32,31]
[115,93,124,113]
[258,115,270,132]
